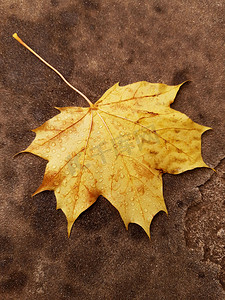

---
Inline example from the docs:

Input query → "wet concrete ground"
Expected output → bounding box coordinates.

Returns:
[0,0,224,299]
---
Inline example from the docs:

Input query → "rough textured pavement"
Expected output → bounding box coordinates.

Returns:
[0,1,224,299]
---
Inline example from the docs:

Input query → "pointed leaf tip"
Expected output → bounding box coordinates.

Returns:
[67,221,74,238]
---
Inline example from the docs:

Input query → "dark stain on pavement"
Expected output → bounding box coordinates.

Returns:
[0,271,27,293]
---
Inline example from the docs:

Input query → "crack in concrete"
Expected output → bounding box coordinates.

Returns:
[197,156,225,190]
[184,156,225,290]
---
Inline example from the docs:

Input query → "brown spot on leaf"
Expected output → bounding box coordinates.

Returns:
[137,185,145,195]
[174,129,180,134]
[149,150,159,155]
[84,184,99,202]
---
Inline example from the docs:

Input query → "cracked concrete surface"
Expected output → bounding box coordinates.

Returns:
[185,158,225,289]
[0,0,224,299]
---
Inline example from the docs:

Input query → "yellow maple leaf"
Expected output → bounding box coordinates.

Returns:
[13,34,210,237]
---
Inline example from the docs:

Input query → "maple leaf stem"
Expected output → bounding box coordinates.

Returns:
[12,33,93,107]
